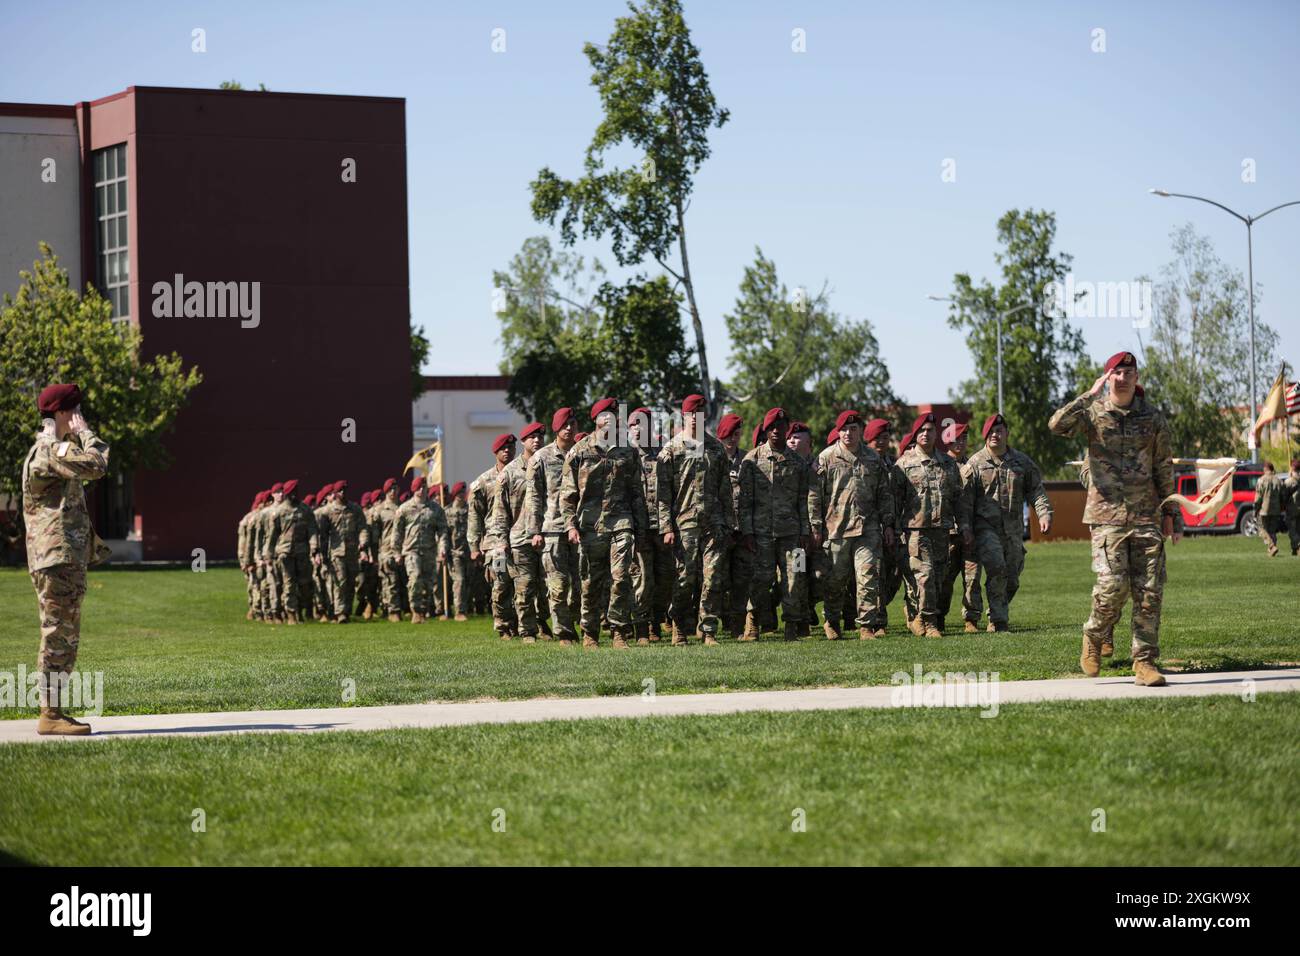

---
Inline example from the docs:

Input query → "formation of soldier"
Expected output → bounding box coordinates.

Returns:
[1253,459,1300,558]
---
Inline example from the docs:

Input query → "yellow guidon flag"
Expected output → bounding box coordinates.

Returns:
[1251,366,1289,443]
[403,440,442,484]
[1164,458,1238,524]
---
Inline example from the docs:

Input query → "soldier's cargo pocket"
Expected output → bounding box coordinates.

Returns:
[1090,533,1111,574]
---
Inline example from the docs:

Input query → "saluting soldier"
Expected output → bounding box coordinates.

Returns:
[1049,351,1181,686]
[22,383,111,736]
[491,421,546,641]
[470,433,518,638]
[963,413,1052,632]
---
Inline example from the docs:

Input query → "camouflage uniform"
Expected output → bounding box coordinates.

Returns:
[371,495,404,615]
[264,497,311,620]
[444,497,471,616]
[876,452,903,627]
[740,442,812,629]
[630,444,674,636]
[237,507,259,618]
[470,465,516,635]
[1049,389,1180,663]
[391,494,448,617]
[1253,471,1284,555]
[723,445,755,635]
[316,498,368,619]
[1285,472,1300,555]
[561,433,649,641]
[355,502,381,617]
[22,425,111,704]
[312,500,333,618]
[528,441,579,639]
[656,431,734,638]
[252,504,280,618]
[491,455,542,637]
[963,445,1051,628]
[893,446,971,629]
[939,453,983,628]
[809,442,895,632]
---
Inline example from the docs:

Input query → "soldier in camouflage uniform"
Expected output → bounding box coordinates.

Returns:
[354,491,382,619]
[963,414,1052,632]
[739,408,812,642]
[391,476,448,622]
[527,409,581,644]
[717,413,754,640]
[445,481,471,619]
[470,433,518,637]
[1253,461,1284,557]
[893,412,972,638]
[370,479,403,621]
[810,410,896,640]
[785,421,820,637]
[490,422,545,641]
[253,483,282,623]
[561,398,650,648]
[238,492,265,620]
[938,424,983,632]
[263,479,312,624]
[1286,460,1300,556]
[865,419,901,628]
[1049,351,1181,686]
[311,485,335,621]
[656,394,733,646]
[22,383,111,735]
[627,407,674,644]
[315,480,369,623]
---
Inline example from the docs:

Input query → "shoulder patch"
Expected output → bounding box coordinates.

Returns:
[56,442,71,458]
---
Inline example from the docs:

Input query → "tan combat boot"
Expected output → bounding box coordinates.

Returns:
[670,622,688,647]
[700,628,719,646]
[362,607,373,620]
[964,620,978,633]
[246,609,255,621]
[1133,661,1167,687]
[612,629,630,649]
[454,613,468,622]
[784,621,799,642]
[410,612,424,624]
[907,616,924,637]
[873,627,888,638]
[739,613,759,642]
[1100,638,1114,658]
[387,612,402,623]
[823,621,842,641]
[582,631,599,649]
[37,707,91,736]
[924,623,944,638]
[1080,634,1102,677]
[335,615,349,624]
[859,626,876,641]
[635,623,650,646]
[650,622,663,642]
[521,634,537,644]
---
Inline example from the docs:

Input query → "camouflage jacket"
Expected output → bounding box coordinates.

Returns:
[656,431,734,535]
[1254,473,1283,516]
[634,446,662,533]
[526,441,571,536]
[560,435,649,535]
[809,441,894,540]
[468,465,508,553]
[1285,474,1300,519]
[390,496,449,558]
[893,446,971,533]
[740,442,811,538]
[22,428,112,572]
[964,446,1052,535]
[264,498,313,559]
[489,454,536,548]
[316,499,369,559]
[444,499,470,555]
[1048,390,1179,529]
[237,510,255,566]
[371,498,401,556]
[726,447,750,535]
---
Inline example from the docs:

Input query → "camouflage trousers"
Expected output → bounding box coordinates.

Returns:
[245,567,259,616]
[355,557,380,616]
[902,528,949,626]
[1259,515,1283,554]
[506,543,542,636]
[541,535,580,638]
[824,531,882,630]
[578,529,636,636]
[1084,525,1166,663]
[403,551,436,616]
[485,553,517,635]
[273,554,309,618]
[670,526,727,636]
[970,526,1023,626]
[1288,512,1300,553]
[470,558,490,614]
[631,536,674,628]
[751,534,809,626]
[723,535,756,634]
[379,552,405,614]
[30,563,87,677]
[259,561,279,616]
[876,537,904,627]
[329,554,359,618]
[939,533,982,625]
[449,553,470,615]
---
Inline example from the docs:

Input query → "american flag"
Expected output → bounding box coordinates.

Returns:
[1288,381,1300,416]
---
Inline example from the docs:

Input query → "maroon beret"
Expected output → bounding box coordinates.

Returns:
[1104,351,1137,373]
[761,407,788,434]
[372,488,383,502]
[520,421,545,441]
[788,420,810,437]
[833,410,861,434]
[410,476,425,493]
[252,491,267,507]
[901,412,936,451]
[450,481,466,497]
[382,477,397,493]
[681,394,706,414]
[317,485,332,502]
[551,407,575,432]
[591,397,617,421]
[629,406,652,424]
[302,493,315,507]
[282,479,299,496]
[752,424,763,449]
[863,418,891,443]
[982,413,1006,439]
[271,482,284,494]
[332,480,347,493]
[37,383,83,413]
[826,427,839,447]
[492,433,516,454]
[947,422,969,443]
[716,413,742,440]
[360,491,372,507]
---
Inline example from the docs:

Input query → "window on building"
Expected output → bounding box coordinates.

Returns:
[92,143,129,321]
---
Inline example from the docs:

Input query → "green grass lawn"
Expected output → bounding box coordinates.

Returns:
[0,535,1296,717]
[1,695,1295,866]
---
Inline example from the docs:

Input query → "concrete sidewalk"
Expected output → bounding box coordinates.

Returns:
[3,668,1296,744]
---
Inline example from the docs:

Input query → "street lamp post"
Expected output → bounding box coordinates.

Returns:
[928,295,1037,415]
[1148,189,1300,463]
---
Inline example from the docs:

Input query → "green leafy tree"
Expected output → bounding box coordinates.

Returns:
[945,209,1086,473]
[596,275,699,407]
[1139,223,1278,458]
[0,243,202,501]
[530,0,729,412]
[725,248,901,443]
[219,81,267,91]
[409,321,430,400]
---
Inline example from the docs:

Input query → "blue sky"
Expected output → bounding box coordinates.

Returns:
[5,0,1297,405]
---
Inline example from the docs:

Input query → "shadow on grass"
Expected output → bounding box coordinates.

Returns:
[91,722,346,738]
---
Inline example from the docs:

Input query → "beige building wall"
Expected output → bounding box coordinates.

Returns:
[412,376,529,490]
[0,111,83,297]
